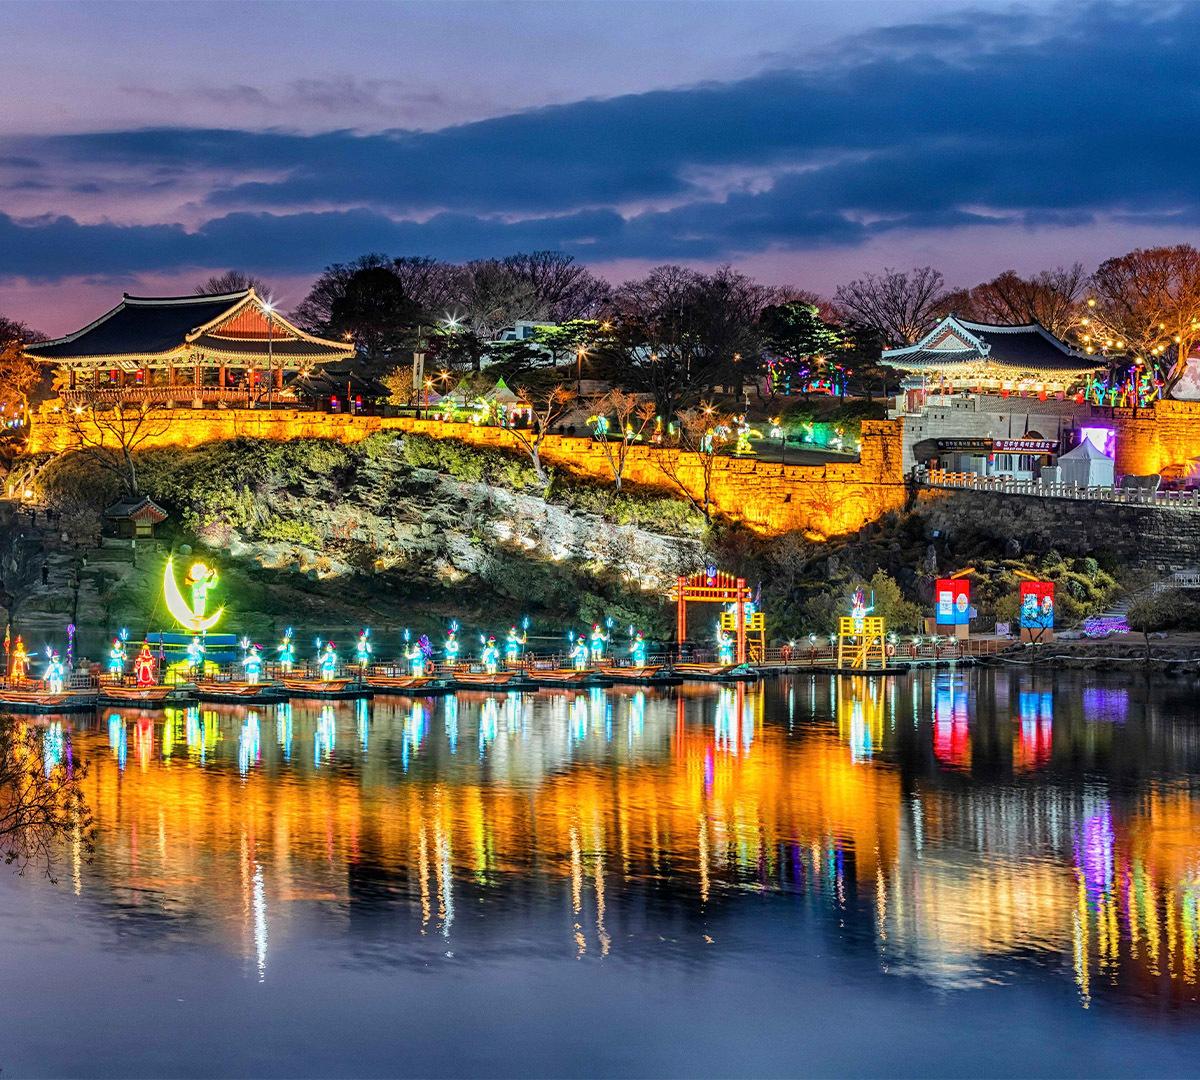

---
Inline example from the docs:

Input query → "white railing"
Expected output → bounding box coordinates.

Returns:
[921,469,1200,510]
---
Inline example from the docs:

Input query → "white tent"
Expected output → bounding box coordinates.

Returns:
[1057,438,1115,489]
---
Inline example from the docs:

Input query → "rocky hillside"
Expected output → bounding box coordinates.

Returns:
[26,434,704,655]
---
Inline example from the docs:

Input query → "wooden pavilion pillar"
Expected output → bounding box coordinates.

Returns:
[676,576,687,647]
[218,365,226,389]
[735,577,747,665]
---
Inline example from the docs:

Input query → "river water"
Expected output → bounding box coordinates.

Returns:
[3,671,1200,1077]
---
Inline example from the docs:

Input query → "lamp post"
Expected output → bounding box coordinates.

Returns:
[412,327,427,420]
[576,345,586,394]
[264,302,275,410]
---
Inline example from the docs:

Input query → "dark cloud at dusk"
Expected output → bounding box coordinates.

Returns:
[1,0,1197,330]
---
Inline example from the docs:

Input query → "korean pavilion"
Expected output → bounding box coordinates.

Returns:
[882,316,1106,479]
[26,289,355,408]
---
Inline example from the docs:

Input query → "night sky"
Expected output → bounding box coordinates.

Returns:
[1,0,1196,333]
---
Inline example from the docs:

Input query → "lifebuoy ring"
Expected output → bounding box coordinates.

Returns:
[424,660,436,676]
[886,644,896,658]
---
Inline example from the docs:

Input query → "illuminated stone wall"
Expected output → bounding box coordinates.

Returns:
[26,404,384,454]
[1108,399,1200,478]
[27,405,908,537]
[378,416,908,538]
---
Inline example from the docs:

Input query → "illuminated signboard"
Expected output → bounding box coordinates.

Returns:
[1019,580,1055,630]
[935,577,971,626]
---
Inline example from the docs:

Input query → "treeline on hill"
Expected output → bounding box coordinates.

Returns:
[124,246,1200,413]
[27,434,1123,641]
[3,246,1200,448]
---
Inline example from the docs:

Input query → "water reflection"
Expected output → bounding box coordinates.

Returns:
[17,671,1200,1020]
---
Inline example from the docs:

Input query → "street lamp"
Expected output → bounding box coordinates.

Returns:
[412,327,427,420]
[263,300,275,410]
[576,345,587,393]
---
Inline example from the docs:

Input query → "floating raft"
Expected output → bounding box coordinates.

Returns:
[672,662,759,683]
[449,669,536,693]
[524,668,615,689]
[0,686,98,714]
[98,683,193,708]
[365,673,454,696]
[597,665,683,687]
[279,676,372,700]
[194,680,287,703]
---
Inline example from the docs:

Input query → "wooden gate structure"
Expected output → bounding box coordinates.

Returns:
[672,568,758,664]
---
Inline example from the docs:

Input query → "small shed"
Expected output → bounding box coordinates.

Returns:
[103,496,169,539]
[1057,439,1115,489]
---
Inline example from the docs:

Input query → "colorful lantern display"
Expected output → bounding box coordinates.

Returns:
[1019,580,1055,631]
[936,577,971,626]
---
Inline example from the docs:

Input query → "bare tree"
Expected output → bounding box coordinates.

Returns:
[196,270,268,296]
[0,315,48,429]
[0,521,42,640]
[503,251,611,322]
[953,265,1087,337]
[834,266,949,346]
[0,722,95,881]
[508,384,576,483]
[66,399,170,496]
[587,390,656,491]
[649,406,732,521]
[1089,245,1200,382]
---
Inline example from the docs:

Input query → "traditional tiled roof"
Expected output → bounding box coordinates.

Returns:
[291,364,389,399]
[102,496,168,524]
[882,316,1104,377]
[27,290,354,367]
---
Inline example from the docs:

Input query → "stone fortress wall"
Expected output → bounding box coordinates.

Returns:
[26,405,908,539]
[26,396,1200,540]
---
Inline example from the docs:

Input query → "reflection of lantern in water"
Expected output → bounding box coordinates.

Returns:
[238,711,261,776]
[275,703,293,762]
[444,696,458,755]
[932,675,971,769]
[713,685,753,754]
[835,676,884,763]
[42,722,64,776]
[1076,808,1116,897]
[479,698,500,755]
[356,697,370,754]
[402,701,427,770]
[313,706,336,767]
[107,713,127,770]
[628,691,646,744]
[133,717,154,771]
[1014,690,1053,771]
[570,694,589,744]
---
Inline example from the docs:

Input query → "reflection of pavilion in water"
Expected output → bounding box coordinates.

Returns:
[37,672,1200,1006]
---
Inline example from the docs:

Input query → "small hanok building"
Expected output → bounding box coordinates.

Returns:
[26,289,354,409]
[102,495,168,539]
[882,316,1106,478]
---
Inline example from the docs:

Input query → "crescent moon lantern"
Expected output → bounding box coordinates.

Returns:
[163,556,224,633]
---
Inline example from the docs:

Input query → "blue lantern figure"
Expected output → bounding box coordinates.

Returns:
[318,640,338,681]
[481,635,500,674]
[186,635,206,676]
[505,623,527,665]
[716,625,735,666]
[355,628,372,669]
[277,627,295,673]
[630,631,647,667]
[244,644,264,685]
[44,649,66,694]
[107,635,127,680]
[570,635,590,671]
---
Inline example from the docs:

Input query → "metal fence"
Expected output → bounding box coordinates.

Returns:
[922,469,1200,509]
